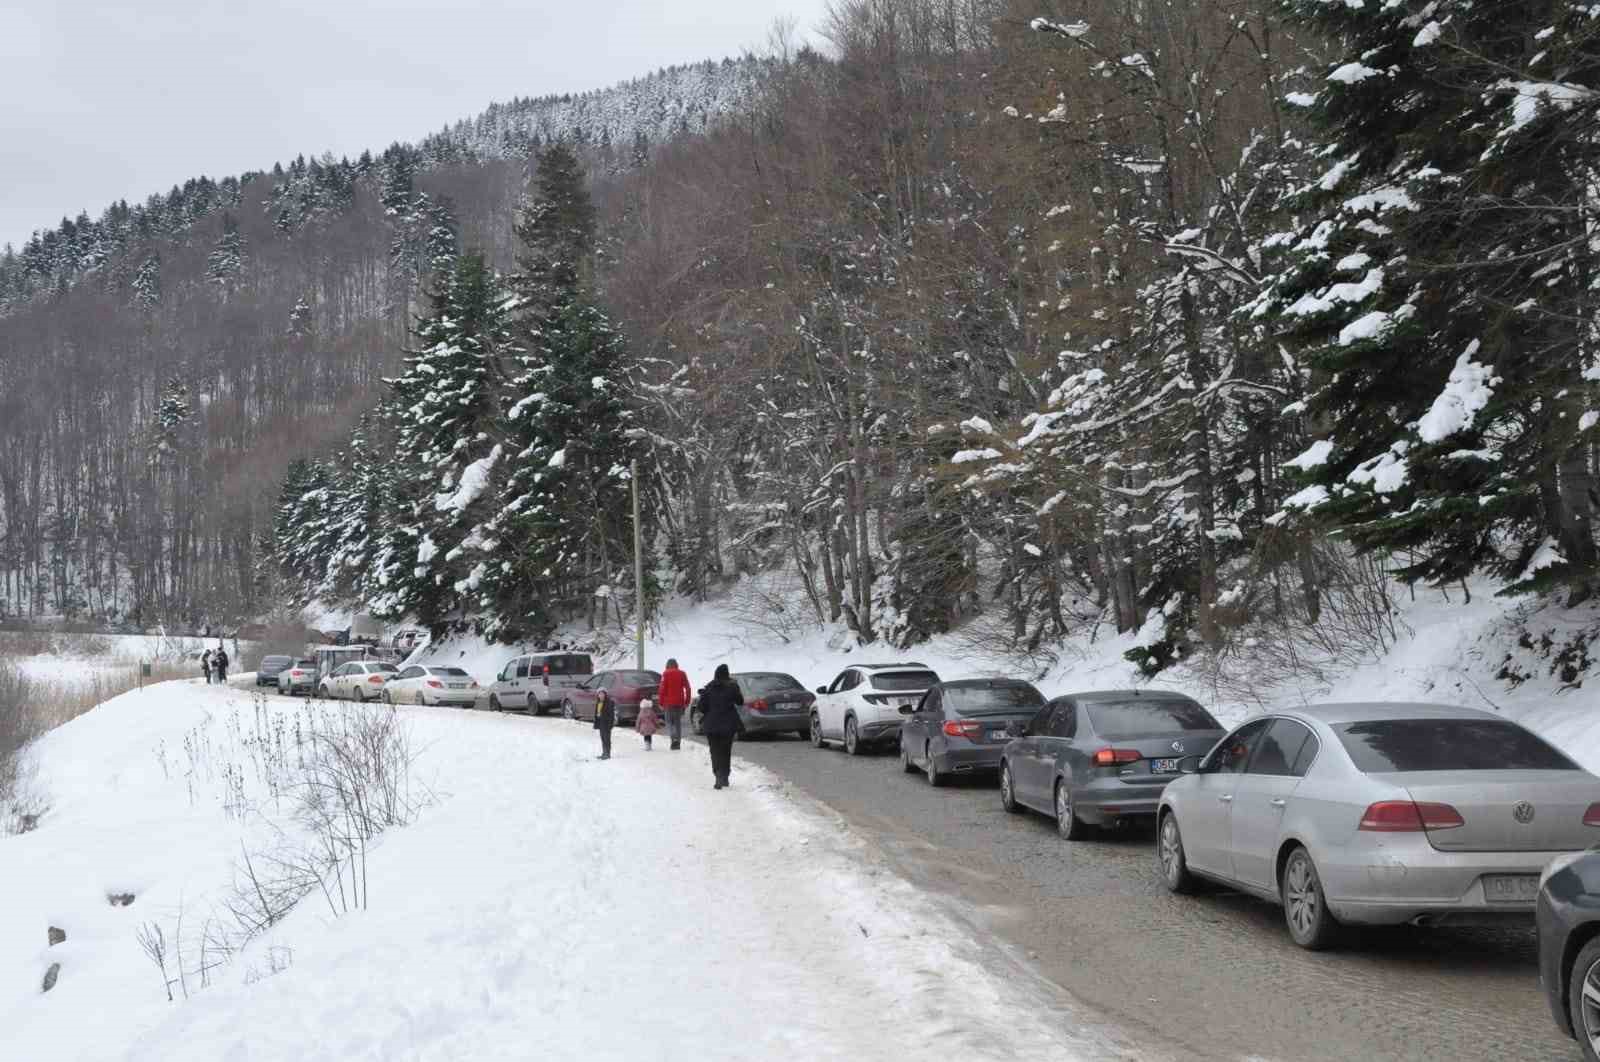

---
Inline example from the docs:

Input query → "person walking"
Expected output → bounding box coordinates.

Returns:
[698,664,744,790]
[200,649,213,685]
[658,658,692,750]
[636,696,659,751]
[214,646,229,685]
[593,687,615,760]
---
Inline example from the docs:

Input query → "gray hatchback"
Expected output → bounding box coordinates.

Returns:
[1000,690,1225,840]
[898,679,1044,786]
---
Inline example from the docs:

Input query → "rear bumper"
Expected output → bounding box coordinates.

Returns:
[1075,780,1169,823]
[1319,842,1567,925]
[740,708,810,733]
[933,746,1005,774]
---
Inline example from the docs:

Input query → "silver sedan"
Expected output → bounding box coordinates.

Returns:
[1157,702,1600,950]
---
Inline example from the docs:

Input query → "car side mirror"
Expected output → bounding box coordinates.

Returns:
[897,704,914,716]
[816,686,828,695]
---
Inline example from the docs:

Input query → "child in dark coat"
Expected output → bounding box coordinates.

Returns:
[593,688,615,760]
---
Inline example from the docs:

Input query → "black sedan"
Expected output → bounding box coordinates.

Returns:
[691,672,815,739]
[898,679,1044,786]
[1538,847,1600,1060]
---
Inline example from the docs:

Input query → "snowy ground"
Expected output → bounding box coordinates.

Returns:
[2,631,241,688]
[0,678,1109,1061]
[415,579,1600,772]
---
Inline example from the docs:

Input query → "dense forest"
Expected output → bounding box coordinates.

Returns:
[4,0,1598,681]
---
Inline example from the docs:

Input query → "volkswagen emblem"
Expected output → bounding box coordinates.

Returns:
[1170,740,1185,753]
[1513,800,1536,825]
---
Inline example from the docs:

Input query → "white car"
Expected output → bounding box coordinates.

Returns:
[810,663,940,756]
[318,661,399,702]
[275,658,319,696]
[382,665,480,708]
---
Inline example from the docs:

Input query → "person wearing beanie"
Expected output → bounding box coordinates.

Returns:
[696,663,745,789]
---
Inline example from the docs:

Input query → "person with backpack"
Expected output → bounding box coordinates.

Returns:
[657,658,692,750]
[213,646,229,684]
[593,687,615,760]
[697,664,745,790]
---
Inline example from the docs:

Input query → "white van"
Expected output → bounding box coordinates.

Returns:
[487,652,595,714]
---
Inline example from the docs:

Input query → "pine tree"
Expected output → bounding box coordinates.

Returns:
[131,253,160,308]
[204,213,246,290]
[1254,0,1600,601]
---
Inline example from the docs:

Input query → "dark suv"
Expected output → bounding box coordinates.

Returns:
[1537,847,1600,1059]
[256,655,293,687]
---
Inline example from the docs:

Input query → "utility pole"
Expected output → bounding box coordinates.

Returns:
[632,457,645,671]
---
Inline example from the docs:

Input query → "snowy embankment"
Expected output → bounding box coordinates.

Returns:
[0,679,1102,1061]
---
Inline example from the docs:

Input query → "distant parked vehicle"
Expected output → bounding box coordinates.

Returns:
[256,655,293,687]
[1159,703,1600,950]
[562,670,660,724]
[900,679,1044,786]
[1001,690,1224,839]
[382,665,479,708]
[689,672,815,739]
[487,652,594,714]
[811,663,940,756]
[318,661,399,702]
[1538,848,1600,1060]
[275,658,319,696]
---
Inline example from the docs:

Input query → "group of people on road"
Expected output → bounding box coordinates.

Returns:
[200,646,229,685]
[592,657,745,789]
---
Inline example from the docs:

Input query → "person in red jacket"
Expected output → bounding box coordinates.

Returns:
[658,658,692,750]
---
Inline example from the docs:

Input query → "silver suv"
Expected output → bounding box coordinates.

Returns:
[486,652,594,714]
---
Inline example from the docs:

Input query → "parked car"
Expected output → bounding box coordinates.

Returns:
[382,665,480,708]
[256,654,293,687]
[811,663,940,755]
[275,658,319,696]
[1158,703,1600,950]
[899,679,1044,786]
[486,651,595,714]
[1538,847,1600,1060]
[1001,690,1224,839]
[318,661,399,702]
[689,672,815,739]
[561,670,661,724]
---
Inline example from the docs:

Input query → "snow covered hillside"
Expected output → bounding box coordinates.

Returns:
[0,678,1110,1061]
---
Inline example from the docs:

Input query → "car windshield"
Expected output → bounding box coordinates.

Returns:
[1086,699,1221,740]
[615,671,660,686]
[540,654,593,675]
[871,670,938,691]
[738,673,806,695]
[428,667,470,677]
[945,684,1044,716]
[1335,719,1579,772]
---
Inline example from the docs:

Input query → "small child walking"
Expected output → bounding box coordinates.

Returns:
[593,688,615,760]
[636,697,660,751]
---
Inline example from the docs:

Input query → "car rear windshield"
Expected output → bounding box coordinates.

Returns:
[945,684,1044,716]
[738,673,806,695]
[429,667,470,677]
[294,659,316,669]
[369,663,398,673]
[1085,699,1221,740]
[871,671,939,691]
[262,656,290,665]
[538,654,592,675]
[1335,719,1579,772]
[615,671,660,686]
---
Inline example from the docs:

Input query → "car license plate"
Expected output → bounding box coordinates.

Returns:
[449,683,468,689]
[1482,874,1539,903]
[1152,758,1181,774]
[990,727,1010,740]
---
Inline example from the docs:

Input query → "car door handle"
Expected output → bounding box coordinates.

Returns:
[1270,798,1287,808]
[1217,795,1233,803]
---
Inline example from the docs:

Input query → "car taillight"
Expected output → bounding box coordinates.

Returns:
[543,664,550,686]
[1092,748,1140,766]
[427,679,443,689]
[943,720,982,739]
[367,675,383,684]
[751,698,770,712]
[1584,803,1600,827]
[1359,801,1464,831]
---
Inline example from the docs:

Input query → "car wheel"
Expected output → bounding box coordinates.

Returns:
[1158,811,1198,894]
[795,728,810,741]
[925,744,945,787]
[489,694,501,712]
[562,699,576,721]
[900,740,918,774]
[1282,846,1339,950]
[809,712,825,749]
[1000,762,1022,814]
[317,684,330,700]
[844,717,863,756]
[382,690,393,705]
[1567,937,1600,1061]
[1054,780,1089,841]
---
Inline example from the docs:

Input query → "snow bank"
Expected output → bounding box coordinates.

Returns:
[0,680,1105,1061]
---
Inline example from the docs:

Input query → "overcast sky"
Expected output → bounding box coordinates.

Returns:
[0,0,832,251]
